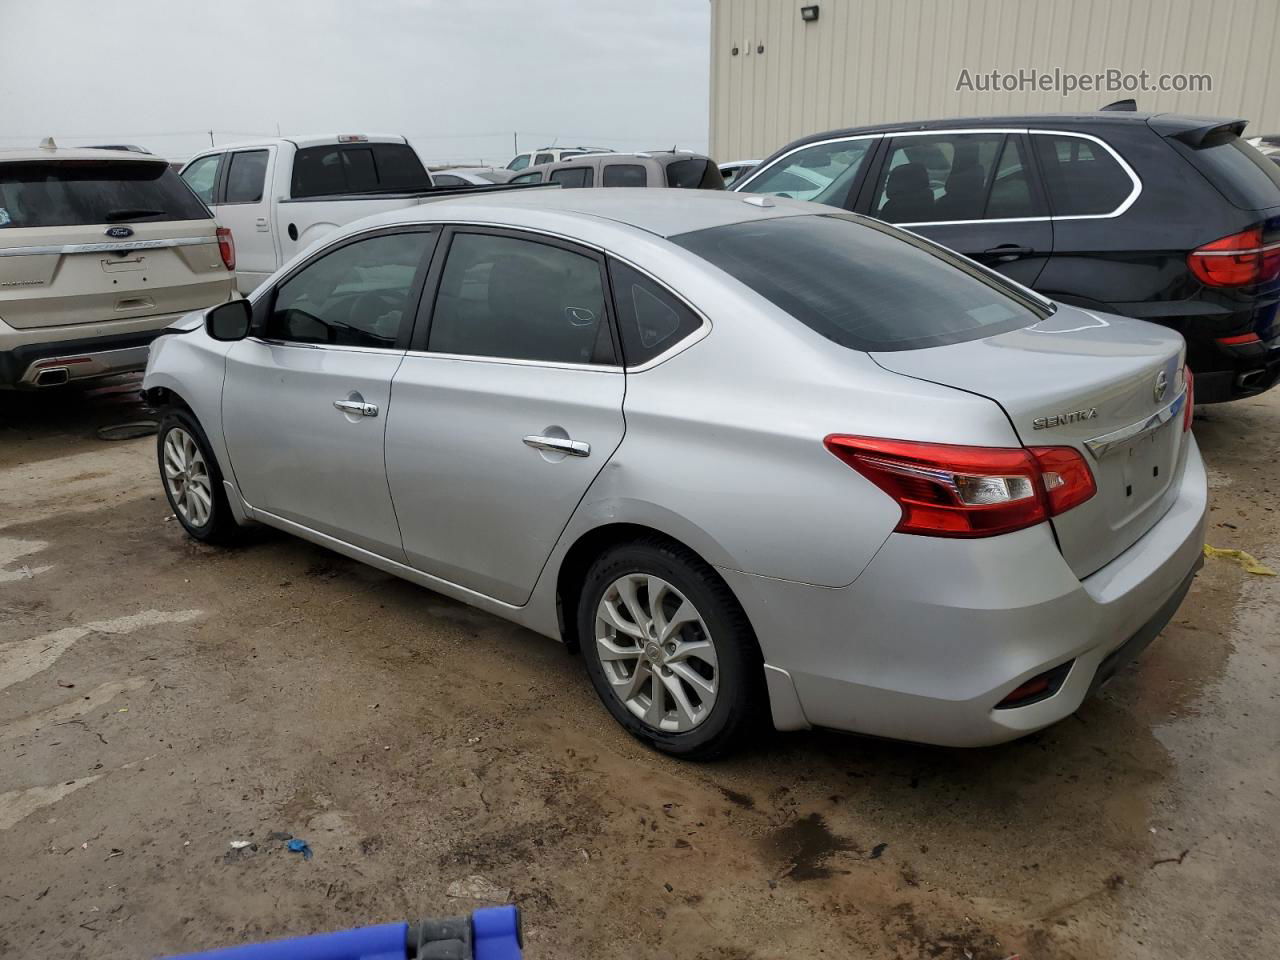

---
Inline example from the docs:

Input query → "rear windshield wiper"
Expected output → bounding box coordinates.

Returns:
[103,208,167,222]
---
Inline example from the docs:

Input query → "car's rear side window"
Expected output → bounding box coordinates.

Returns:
[671,214,1046,352]
[291,143,430,198]
[608,259,702,365]
[0,159,209,227]
[1172,135,1280,211]
[1031,134,1133,216]
[550,167,593,188]
[602,164,647,187]
[224,150,269,204]
[666,158,726,189]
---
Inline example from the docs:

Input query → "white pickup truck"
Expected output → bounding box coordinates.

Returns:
[179,134,515,293]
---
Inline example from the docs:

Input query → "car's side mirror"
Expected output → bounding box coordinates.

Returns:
[206,299,253,342]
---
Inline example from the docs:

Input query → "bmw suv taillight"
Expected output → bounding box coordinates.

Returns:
[1187,225,1280,287]
[217,227,236,272]
[823,436,1096,538]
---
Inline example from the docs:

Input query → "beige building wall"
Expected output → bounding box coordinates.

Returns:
[710,0,1280,161]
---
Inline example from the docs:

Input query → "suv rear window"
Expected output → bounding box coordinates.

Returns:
[0,159,209,228]
[290,143,430,199]
[672,214,1047,352]
[666,158,726,189]
[1172,136,1280,211]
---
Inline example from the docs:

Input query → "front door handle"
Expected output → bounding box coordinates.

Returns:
[334,399,378,417]
[523,435,590,457]
[255,216,270,232]
[983,244,1034,263]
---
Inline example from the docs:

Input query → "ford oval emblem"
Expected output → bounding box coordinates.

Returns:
[105,226,134,239]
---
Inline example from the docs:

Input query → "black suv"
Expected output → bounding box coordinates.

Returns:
[734,112,1280,402]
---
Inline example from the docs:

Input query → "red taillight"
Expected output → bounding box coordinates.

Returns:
[1183,366,1194,431]
[1187,226,1280,287]
[823,436,1097,538]
[1216,332,1261,345]
[216,226,236,272]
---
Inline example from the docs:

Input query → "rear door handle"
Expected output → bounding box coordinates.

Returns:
[523,435,590,457]
[983,244,1034,262]
[334,399,378,417]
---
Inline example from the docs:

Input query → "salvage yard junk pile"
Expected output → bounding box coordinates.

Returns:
[4,4,1280,958]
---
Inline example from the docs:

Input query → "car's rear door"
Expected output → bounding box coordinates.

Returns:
[385,226,626,605]
[221,226,438,559]
[210,146,278,293]
[858,130,1054,287]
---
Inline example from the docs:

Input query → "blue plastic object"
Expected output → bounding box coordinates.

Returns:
[472,906,522,960]
[163,921,408,960]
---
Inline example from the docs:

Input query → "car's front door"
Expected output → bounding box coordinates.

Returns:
[210,147,278,294]
[221,227,438,558]
[385,227,626,605]
[860,131,1054,287]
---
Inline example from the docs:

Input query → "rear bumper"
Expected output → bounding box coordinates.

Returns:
[723,438,1209,747]
[0,318,185,388]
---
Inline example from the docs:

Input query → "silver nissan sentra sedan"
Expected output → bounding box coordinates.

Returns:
[142,188,1207,758]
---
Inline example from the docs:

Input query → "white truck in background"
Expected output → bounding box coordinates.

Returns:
[179,134,518,293]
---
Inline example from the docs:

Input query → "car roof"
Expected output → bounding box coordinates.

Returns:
[775,110,1243,147]
[189,134,409,154]
[0,146,169,163]
[350,187,817,239]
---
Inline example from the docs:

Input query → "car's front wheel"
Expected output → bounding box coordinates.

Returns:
[157,409,239,544]
[578,537,764,758]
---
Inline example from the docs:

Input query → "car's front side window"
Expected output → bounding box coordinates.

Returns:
[263,231,434,348]
[427,232,614,365]
[743,138,873,206]
[181,154,220,205]
[510,171,542,184]
[507,154,530,171]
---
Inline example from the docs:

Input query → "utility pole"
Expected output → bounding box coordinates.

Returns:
[513,131,517,157]
[208,130,214,147]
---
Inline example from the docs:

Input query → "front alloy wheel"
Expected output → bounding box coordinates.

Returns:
[162,426,213,528]
[595,574,719,733]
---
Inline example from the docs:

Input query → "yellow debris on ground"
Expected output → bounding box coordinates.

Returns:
[1203,544,1277,576]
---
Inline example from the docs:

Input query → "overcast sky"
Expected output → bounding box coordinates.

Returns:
[1,0,710,165]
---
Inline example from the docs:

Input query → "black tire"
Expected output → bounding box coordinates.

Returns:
[156,407,240,545]
[577,536,765,759]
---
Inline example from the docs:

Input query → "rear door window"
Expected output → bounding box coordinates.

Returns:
[428,232,614,364]
[224,150,269,204]
[0,159,210,227]
[1170,135,1280,210]
[1031,134,1133,216]
[665,158,725,189]
[535,152,555,166]
[180,154,220,206]
[872,133,1005,223]
[550,167,593,188]
[672,214,1046,352]
[985,135,1044,219]
[740,138,873,207]
[602,164,647,187]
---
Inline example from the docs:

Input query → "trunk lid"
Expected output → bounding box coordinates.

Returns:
[871,306,1190,578]
[0,157,230,330]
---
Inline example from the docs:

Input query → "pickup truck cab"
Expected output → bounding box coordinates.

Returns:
[182,135,455,293]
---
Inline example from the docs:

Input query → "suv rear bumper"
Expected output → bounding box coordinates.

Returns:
[0,326,171,388]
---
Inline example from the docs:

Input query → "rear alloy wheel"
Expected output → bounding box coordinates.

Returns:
[595,573,718,733]
[578,538,763,758]
[156,409,240,545]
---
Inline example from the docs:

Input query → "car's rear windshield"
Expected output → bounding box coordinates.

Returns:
[665,158,726,190]
[1173,135,1280,211]
[671,214,1049,352]
[0,159,209,228]
[290,143,430,199]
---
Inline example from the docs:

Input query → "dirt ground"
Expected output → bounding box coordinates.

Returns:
[0,378,1277,960]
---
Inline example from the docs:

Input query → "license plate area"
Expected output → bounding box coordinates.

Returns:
[1114,417,1178,522]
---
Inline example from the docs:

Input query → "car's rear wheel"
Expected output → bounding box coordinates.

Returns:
[157,409,239,544]
[578,538,764,758]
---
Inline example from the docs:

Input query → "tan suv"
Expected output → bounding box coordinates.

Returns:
[0,144,236,388]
